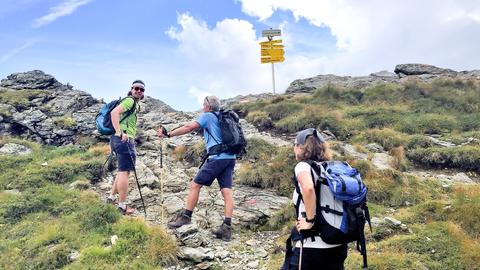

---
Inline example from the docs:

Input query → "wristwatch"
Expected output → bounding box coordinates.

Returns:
[166,132,171,138]
[305,216,316,224]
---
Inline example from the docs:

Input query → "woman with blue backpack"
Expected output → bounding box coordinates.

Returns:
[281,128,349,270]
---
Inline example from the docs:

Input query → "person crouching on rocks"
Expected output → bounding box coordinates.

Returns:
[106,80,144,215]
[282,128,348,270]
[157,95,236,241]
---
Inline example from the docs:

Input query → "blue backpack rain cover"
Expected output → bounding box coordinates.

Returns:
[95,97,136,135]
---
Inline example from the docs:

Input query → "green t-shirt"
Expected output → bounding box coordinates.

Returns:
[119,97,139,138]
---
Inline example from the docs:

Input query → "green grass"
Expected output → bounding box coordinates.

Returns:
[407,145,480,172]
[237,138,296,196]
[0,89,52,110]
[54,114,77,128]
[234,79,480,171]
[0,138,177,269]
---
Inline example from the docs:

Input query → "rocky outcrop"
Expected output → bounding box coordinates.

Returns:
[0,70,68,90]
[286,64,480,93]
[0,70,176,146]
[0,143,32,156]
[394,64,456,76]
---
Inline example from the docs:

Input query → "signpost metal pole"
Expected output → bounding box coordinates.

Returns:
[267,35,276,95]
[271,62,276,95]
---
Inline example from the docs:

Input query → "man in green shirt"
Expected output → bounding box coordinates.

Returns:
[106,80,144,214]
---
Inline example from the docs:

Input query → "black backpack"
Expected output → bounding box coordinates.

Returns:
[205,109,247,155]
[293,160,371,269]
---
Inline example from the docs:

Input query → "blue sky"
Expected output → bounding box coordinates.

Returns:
[1,1,479,111]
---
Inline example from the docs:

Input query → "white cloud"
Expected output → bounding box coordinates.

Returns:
[1,41,35,63]
[167,13,281,104]
[32,0,93,28]
[239,0,480,75]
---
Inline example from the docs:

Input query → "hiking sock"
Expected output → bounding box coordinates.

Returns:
[184,209,193,218]
[118,202,126,210]
[223,217,232,226]
[108,194,117,201]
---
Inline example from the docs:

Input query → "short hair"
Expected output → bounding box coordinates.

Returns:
[299,135,332,161]
[132,80,145,86]
[127,79,145,100]
[204,95,221,111]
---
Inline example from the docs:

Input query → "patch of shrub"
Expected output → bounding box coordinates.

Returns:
[237,146,295,196]
[311,84,363,105]
[54,114,77,128]
[359,128,408,151]
[0,89,52,110]
[275,113,323,133]
[261,204,296,231]
[457,113,480,131]
[407,145,480,171]
[395,113,457,134]
[447,223,480,270]
[363,170,443,207]
[243,137,278,161]
[264,102,303,121]
[1,185,78,222]
[450,185,480,238]
[396,200,450,224]
[80,201,120,232]
[181,141,205,166]
[406,135,434,149]
[245,111,273,130]
[389,146,409,171]
[173,145,187,162]
[378,222,466,269]
[111,217,177,265]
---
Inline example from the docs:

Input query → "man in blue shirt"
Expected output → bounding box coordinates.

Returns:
[157,95,236,241]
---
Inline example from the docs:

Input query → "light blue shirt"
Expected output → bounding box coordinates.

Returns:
[196,112,236,160]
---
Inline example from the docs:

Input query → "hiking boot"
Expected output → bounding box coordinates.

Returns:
[167,212,191,229]
[118,205,135,215]
[212,223,232,242]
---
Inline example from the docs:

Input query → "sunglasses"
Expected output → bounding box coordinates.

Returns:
[133,86,145,93]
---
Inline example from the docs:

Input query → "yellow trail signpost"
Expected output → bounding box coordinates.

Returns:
[260,29,285,94]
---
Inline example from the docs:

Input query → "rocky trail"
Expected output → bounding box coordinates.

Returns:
[93,111,292,270]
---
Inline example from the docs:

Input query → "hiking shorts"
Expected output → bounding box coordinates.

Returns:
[194,158,236,189]
[110,136,136,172]
[285,244,347,270]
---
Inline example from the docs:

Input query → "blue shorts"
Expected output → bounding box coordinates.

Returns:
[194,158,236,189]
[110,136,136,172]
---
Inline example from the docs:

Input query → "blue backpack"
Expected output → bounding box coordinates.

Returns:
[293,160,371,269]
[95,97,137,135]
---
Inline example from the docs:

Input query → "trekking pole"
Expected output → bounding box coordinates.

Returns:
[126,142,147,218]
[299,213,307,270]
[299,234,304,270]
[159,137,165,225]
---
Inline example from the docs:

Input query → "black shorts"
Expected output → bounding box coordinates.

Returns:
[194,158,236,189]
[110,136,136,172]
[286,244,347,270]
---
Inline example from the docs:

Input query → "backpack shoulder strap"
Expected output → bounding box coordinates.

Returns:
[204,111,221,145]
[119,97,137,123]
[292,161,319,216]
